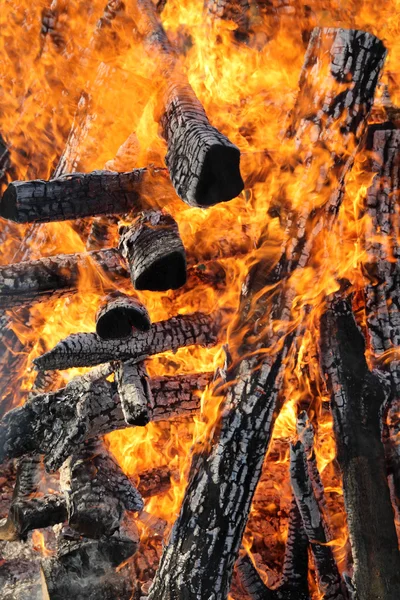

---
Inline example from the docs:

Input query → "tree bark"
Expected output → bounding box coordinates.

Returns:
[135,0,243,207]
[147,28,386,600]
[33,312,218,371]
[320,297,400,600]
[0,370,213,471]
[61,438,143,538]
[96,294,151,339]
[119,211,187,291]
[0,168,160,223]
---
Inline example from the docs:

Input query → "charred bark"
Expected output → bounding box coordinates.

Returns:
[0,249,128,309]
[119,211,187,291]
[115,360,154,425]
[0,371,212,471]
[320,297,400,599]
[0,169,154,223]
[86,215,119,251]
[61,438,143,538]
[135,0,243,207]
[147,28,386,600]
[96,294,151,339]
[33,312,218,371]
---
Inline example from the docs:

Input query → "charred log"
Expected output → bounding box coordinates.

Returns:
[205,0,255,38]
[61,438,143,538]
[237,499,310,599]
[115,360,154,425]
[96,294,151,339]
[135,0,243,207]
[0,169,154,224]
[0,371,212,471]
[0,249,128,310]
[86,215,119,251]
[320,297,400,599]
[118,211,187,291]
[33,312,218,371]
[147,28,386,600]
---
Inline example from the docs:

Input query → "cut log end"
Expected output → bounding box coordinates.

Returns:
[96,295,151,339]
[136,249,187,291]
[0,184,18,222]
[195,143,243,207]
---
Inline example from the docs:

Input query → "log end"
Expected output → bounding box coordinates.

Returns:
[195,143,244,207]
[0,184,20,222]
[96,297,152,339]
[135,249,187,291]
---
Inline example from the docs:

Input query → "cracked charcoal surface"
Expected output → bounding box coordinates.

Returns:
[116,360,154,425]
[33,312,218,371]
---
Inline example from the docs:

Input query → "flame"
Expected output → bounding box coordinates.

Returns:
[1,0,400,596]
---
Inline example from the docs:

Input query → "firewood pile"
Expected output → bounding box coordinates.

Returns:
[0,1,400,599]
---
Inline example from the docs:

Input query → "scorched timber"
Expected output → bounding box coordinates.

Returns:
[0,371,212,471]
[147,28,386,600]
[0,168,161,223]
[237,499,310,599]
[320,297,400,600]
[0,249,128,309]
[135,0,243,207]
[33,312,218,371]
[116,360,154,425]
[61,438,143,538]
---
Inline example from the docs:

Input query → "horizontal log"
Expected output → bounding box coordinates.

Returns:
[10,494,67,539]
[96,294,151,339]
[136,0,244,207]
[33,312,218,371]
[0,370,212,471]
[0,169,155,223]
[61,438,143,538]
[0,248,128,310]
[119,211,187,291]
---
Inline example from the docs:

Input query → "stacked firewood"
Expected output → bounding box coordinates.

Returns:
[0,1,400,599]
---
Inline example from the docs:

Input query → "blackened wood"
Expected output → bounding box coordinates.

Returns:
[33,312,218,371]
[96,294,151,339]
[320,298,400,599]
[0,371,212,471]
[136,0,243,207]
[116,360,154,425]
[10,494,67,539]
[290,440,346,600]
[86,215,119,251]
[61,438,143,538]
[236,500,310,599]
[147,28,386,600]
[0,169,153,223]
[137,465,172,498]
[205,0,255,37]
[0,249,128,309]
[39,4,66,56]
[119,211,187,291]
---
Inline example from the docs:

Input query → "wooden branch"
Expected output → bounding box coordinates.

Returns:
[116,360,154,425]
[61,438,143,538]
[0,248,128,310]
[147,28,386,599]
[33,312,218,371]
[0,169,159,223]
[135,0,243,207]
[118,211,187,291]
[0,371,212,471]
[320,297,400,599]
[96,294,151,340]
[290,440,345,599]
[236,499,310,599]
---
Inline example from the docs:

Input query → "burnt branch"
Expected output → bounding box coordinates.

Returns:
[33,312,218,371]
[115,360,154,425]
[320,297,400,599]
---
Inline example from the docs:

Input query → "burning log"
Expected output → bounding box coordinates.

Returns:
[86,215,119,251]
[237,499,310,599]
[118,211,187,291]
[33,312,218,371]
[205,0,255,38]
[0,370,213,471]
[0,249,128,310]
[147,28,386,599]
[0,169,154,224]
[115,360,154,425]
[135,0,244,207]
[320,297,400,599]
[41,523,138,600]
[290,439,346,598]
[61,438,143,538]
[96,294,151,339]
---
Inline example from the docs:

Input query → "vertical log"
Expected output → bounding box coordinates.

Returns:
[320,297,400,599]
[115,360,154,425]
[147,28,386,600]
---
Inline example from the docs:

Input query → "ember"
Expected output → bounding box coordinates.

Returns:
[0,1,400,600]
